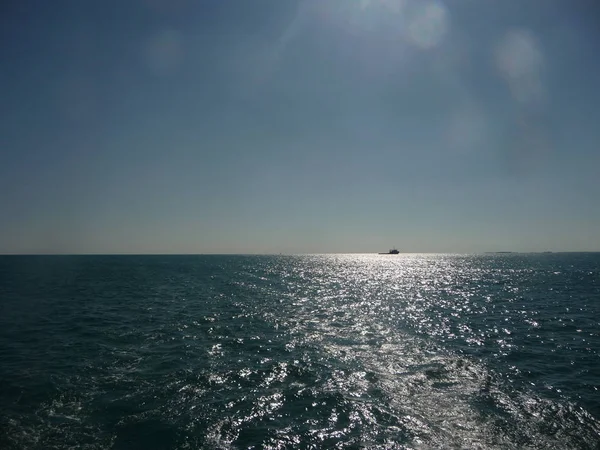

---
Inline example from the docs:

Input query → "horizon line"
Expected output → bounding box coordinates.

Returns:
[1,251,599,256]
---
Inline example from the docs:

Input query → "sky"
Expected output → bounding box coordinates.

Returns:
[1,0,599,254]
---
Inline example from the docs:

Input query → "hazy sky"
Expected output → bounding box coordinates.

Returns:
[1,0,599,254]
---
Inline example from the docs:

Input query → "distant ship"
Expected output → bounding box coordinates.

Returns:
[379,248,399,255]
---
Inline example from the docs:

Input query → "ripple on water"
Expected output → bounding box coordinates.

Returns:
[0,254,599,448]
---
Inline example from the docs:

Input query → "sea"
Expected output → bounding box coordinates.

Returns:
[0,253,599,449]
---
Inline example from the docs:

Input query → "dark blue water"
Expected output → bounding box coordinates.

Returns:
[1,254,599,449]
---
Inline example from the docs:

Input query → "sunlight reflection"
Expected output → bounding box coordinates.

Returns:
[359,0,407,13]
[495,28,550,172]
[406,1,449,49]
[315,0,448,51]
[496,29,544,105]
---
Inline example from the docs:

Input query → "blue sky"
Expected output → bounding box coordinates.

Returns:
[1,0,599,254]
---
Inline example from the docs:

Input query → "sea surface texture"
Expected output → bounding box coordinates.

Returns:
[1,254,599,449]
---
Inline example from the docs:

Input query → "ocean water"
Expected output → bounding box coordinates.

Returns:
[0,254,599,449]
